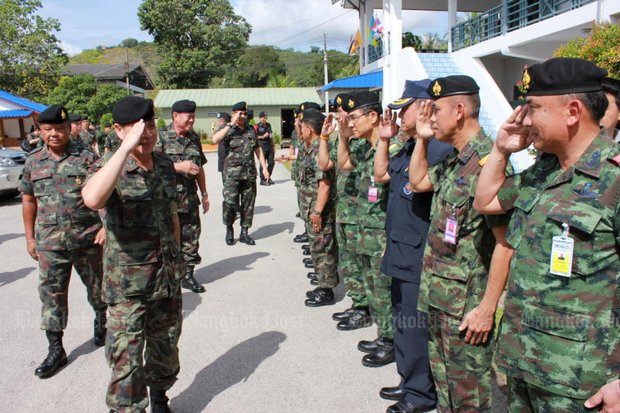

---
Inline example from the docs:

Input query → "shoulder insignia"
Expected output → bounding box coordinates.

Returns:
[612,153,620,165]
[478,154,489,166]
[572,181,599,198]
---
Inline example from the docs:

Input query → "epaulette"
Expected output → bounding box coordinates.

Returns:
[29,146,43,155]
[478,154,489,166]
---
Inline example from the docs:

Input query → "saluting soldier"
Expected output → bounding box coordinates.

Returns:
[409,75,514,412]
[212,101,269,246]
[20,104,107,379]
[82,96,184,413]
[297,109,339,306]
[474,57,620,412]
[158,99,209,294]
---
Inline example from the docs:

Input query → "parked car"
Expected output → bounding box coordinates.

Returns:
[0,147,27,199]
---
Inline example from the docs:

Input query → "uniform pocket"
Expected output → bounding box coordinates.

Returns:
[120,188,155,227]
[118,250,160,297]
[32,170,54,197]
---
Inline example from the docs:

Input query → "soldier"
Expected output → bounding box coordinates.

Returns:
[474,57,620,412]
[297,109,339,306]
[104,123,121,156]
[317,93,373,330]
[19,104,107,379]
[159,99,209,294]
[375,80,454,413]
[80,116,96,151]
[212,101,269,246]
[408,75,514,412]
[255,111,275,185]
[82,96,184,413]
[601,77,620,142]
[215,112,231,177]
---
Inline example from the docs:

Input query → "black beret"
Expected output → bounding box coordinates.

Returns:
[299,102,321,112]
[601,77,620,97]
[216,112,231,122]
[39,105,69,125]
[334,93,352,109]
[68,113,82,123]
[258,111,267,117]
[112,96,155,125]
[428,75,479,99]
[172,99,196,113]
[232,101,247,111]
[522,57,607,96]
[344,91,381,113]
[300,109,325,123]
[388,79,432,109]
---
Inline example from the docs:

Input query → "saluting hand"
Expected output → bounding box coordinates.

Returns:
[379,108,398,140]
[321,113,337,138]
[495,105,531,155]
[416,100,434,140]
[120,119,146,150]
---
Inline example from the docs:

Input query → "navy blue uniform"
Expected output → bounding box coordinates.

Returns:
[380,137,452,409]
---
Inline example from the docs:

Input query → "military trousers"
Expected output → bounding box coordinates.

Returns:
[336,223,368,308]
[507,377,593,413]
[428,308,494,412]
[222,177,256,228]
[305,219,338,289]
[259,143,275,181]
[37,245,106,332]
[105,287,183,413]
[391,278,436,409]
[179,207,202,266]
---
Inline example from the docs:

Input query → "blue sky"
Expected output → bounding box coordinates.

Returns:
[39,0,449,55]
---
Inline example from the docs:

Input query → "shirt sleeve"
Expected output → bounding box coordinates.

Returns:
[18,158,33,195]
[497,173,522,212]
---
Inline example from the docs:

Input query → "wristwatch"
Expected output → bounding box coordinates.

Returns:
[312,209,322,216]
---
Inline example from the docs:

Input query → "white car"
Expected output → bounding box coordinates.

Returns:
[0,147,27,199]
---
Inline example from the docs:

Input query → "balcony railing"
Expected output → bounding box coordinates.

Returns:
[451,0,596,51]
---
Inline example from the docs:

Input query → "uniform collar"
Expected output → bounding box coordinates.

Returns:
[457,129,487,164]
[571,131,617,179]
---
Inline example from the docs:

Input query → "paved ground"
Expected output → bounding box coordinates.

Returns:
[0,151,405,413]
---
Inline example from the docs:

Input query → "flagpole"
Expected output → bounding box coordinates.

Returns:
[323,33,329,115]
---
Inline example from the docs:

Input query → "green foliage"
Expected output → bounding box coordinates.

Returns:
[138,0,251,88]
[267,73,297,88]
[420,33,448,51]
[554,24,620,79]
[0,0,67,99]
[236,46,285,87]
[69,49,107,64]
[99,113,113,127]
[156,117,167,130]
[402,32,423,50]
[45,74,128,121]
[272,132,282,146]
[121,38,139,48]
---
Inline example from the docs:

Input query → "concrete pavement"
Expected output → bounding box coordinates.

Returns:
[0,151,400,413]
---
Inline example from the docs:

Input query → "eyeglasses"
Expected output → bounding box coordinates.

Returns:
[347,112,368,123]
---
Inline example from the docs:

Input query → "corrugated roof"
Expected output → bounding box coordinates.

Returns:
[0,90,47,113]
[154,88,322,108]
[66,63,141,79]
[0,109,33,118]
[320,71,383,92]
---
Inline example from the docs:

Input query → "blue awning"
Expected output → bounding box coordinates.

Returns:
[320,71,383,92]
[0,89,47,113]
[0,109,33,119]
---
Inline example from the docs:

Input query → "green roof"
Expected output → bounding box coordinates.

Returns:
[154,87,322,108]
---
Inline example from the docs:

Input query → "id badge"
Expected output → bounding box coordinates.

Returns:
[549,235,574,277]
[368,186,378,202]
[444,217,458,245]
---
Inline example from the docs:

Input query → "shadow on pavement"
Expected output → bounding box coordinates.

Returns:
[250,221,295,240]
[182,290,203,319]
[0,266,35,287]
[67,338,99,362]
[0,232,23,246]
[172,331,286,412]
[194,252,269,285]
[253,205,273,215]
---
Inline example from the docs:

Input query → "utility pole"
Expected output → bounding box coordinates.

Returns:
[323,33,329,114]
[125,48,130,95]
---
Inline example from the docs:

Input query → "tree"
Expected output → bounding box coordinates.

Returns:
[420,33,448,51]
[138,0,251,88]
[120,38,139,48]
[267,73,297,88]
[0,0,67,99]
[236,46,285,87]
[402,32,422,50]
[45,74,128,121]
[554,24,620,79]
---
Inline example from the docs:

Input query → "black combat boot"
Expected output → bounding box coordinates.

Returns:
[302,258,313,265]
[35,331,68,378]
[150,388,171,413]
[304,288,335,307]
[293,231,309,243]
[181,265,205,293]
[302,248,311,256]
[336,307,372,331]
[239,228,256,245]
[362,337,395,367]
[94,308,107,347]
[225,225,234,245]
[306,272,317,280]
[331,307,356,321]
[357,336,381,353]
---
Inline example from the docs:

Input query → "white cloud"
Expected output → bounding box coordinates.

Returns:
[60,40,83,57]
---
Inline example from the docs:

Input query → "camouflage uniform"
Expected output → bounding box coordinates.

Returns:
[418,131,510,412]
[352,140,393,338]
[89,151,184,413]
[159,127,207,267]
[299,138,338,288]
[219,124,260,229]
[79,130,96,151]
[104,131,121,154]
[495,133,620,411]
[336,137,370,308]
[19,140,106,332]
